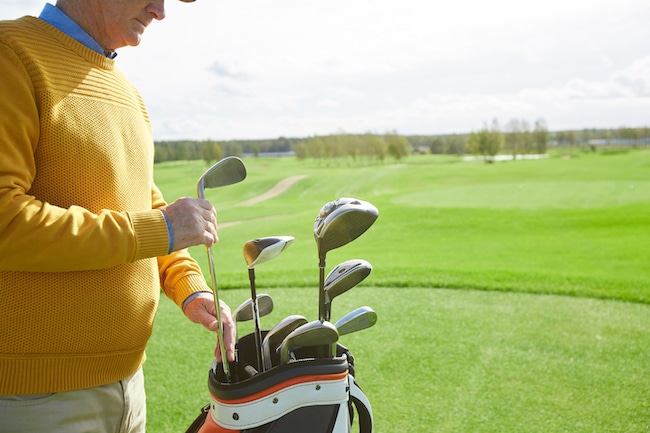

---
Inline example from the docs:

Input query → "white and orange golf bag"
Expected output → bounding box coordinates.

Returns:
[186,333,373,433]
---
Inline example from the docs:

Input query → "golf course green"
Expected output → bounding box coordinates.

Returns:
[146,149,650,432]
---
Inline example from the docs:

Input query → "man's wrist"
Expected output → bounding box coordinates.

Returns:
[182,291,213,311]
[160,209,174,254]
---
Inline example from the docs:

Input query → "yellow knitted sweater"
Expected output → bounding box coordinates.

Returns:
[0,17,211,394]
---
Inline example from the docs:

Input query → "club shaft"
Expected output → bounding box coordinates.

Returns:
[249,268,264,371]
[318,256,326,321]
[207,246,230,381]
[318,256,328,357]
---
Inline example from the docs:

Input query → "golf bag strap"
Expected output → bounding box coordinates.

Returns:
[349,376,373,433]
[185,404,210,433]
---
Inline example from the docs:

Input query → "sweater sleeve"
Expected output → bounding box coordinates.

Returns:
[0,38,169,272]
[152,184,212,308]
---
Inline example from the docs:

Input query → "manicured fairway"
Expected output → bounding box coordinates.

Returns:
[147,149,650,432]
[147,288,650,433]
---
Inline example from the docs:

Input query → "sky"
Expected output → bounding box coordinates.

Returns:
[1,0,649,141]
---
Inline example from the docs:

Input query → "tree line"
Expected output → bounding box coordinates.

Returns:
[153,124,650,164]
[293,131,410,163]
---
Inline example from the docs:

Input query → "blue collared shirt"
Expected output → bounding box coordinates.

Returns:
[38,3,116,58]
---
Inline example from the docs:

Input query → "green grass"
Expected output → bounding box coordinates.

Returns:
[146,149,650,432]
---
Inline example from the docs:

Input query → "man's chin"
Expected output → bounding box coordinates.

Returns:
[123,34,144,48]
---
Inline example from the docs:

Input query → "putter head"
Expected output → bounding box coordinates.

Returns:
[243,236,294,268]
[314,198,378,256]
[197,156,247,198]
[335,306,377,336]
[324,259,372,303]
[233,294,274,322]
[280,320,339,363]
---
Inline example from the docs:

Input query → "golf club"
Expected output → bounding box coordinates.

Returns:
[233,295,274,347]
[334,306,377,336]
[232,294,273,381]
[261,314,308,371]
[314,198,378,322]
[279,320,339,364]
[233,294,274,323]
[323,259,372,322]
[197,156,247,382]
[243,236,294,371]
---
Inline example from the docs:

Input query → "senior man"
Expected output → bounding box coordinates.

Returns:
[0,1,235,432]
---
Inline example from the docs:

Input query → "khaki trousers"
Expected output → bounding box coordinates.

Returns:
[0,367,146,433]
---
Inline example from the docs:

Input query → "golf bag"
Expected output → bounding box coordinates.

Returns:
[186,333,373,433]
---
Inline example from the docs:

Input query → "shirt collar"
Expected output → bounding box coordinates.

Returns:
[38,3,117,58]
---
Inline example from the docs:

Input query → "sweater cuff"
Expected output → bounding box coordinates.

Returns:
[169,273,212,309]
[128,210,169,261]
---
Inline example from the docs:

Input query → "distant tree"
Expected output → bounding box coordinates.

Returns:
[429,137,444,154]
[505,118,522,159]
[468,119,502,163]
[293,141,308,160]
[444,134,466,155]
[520,119,533,153]
[201,140,223,165]
[533,118,549,154]
[385,131,411,161]
[363,133,388,162]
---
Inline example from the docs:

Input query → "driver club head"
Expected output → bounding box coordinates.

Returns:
[197,156,247,198]
[243,236,294,269]
[314,198,378,257]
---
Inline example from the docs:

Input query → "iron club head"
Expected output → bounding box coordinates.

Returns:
[262,315,308,371]
[323,259,372,321]
[280,320,339,364]
[335,306,377,336]
[233,294,274,323]
[324,259,373,303]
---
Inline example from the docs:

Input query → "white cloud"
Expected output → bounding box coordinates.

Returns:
[612,57,650,97]
[1,0,649,139]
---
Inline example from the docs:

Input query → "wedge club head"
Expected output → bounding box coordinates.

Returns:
[197,156,247,199]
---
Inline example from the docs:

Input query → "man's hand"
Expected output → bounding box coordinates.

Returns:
[161,197,218,251]
[183,293,236,362]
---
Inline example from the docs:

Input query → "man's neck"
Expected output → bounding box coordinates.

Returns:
[55,0,112,52]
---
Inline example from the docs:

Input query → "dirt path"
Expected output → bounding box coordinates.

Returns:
[220,175,308,228]
[235,175,308,206]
